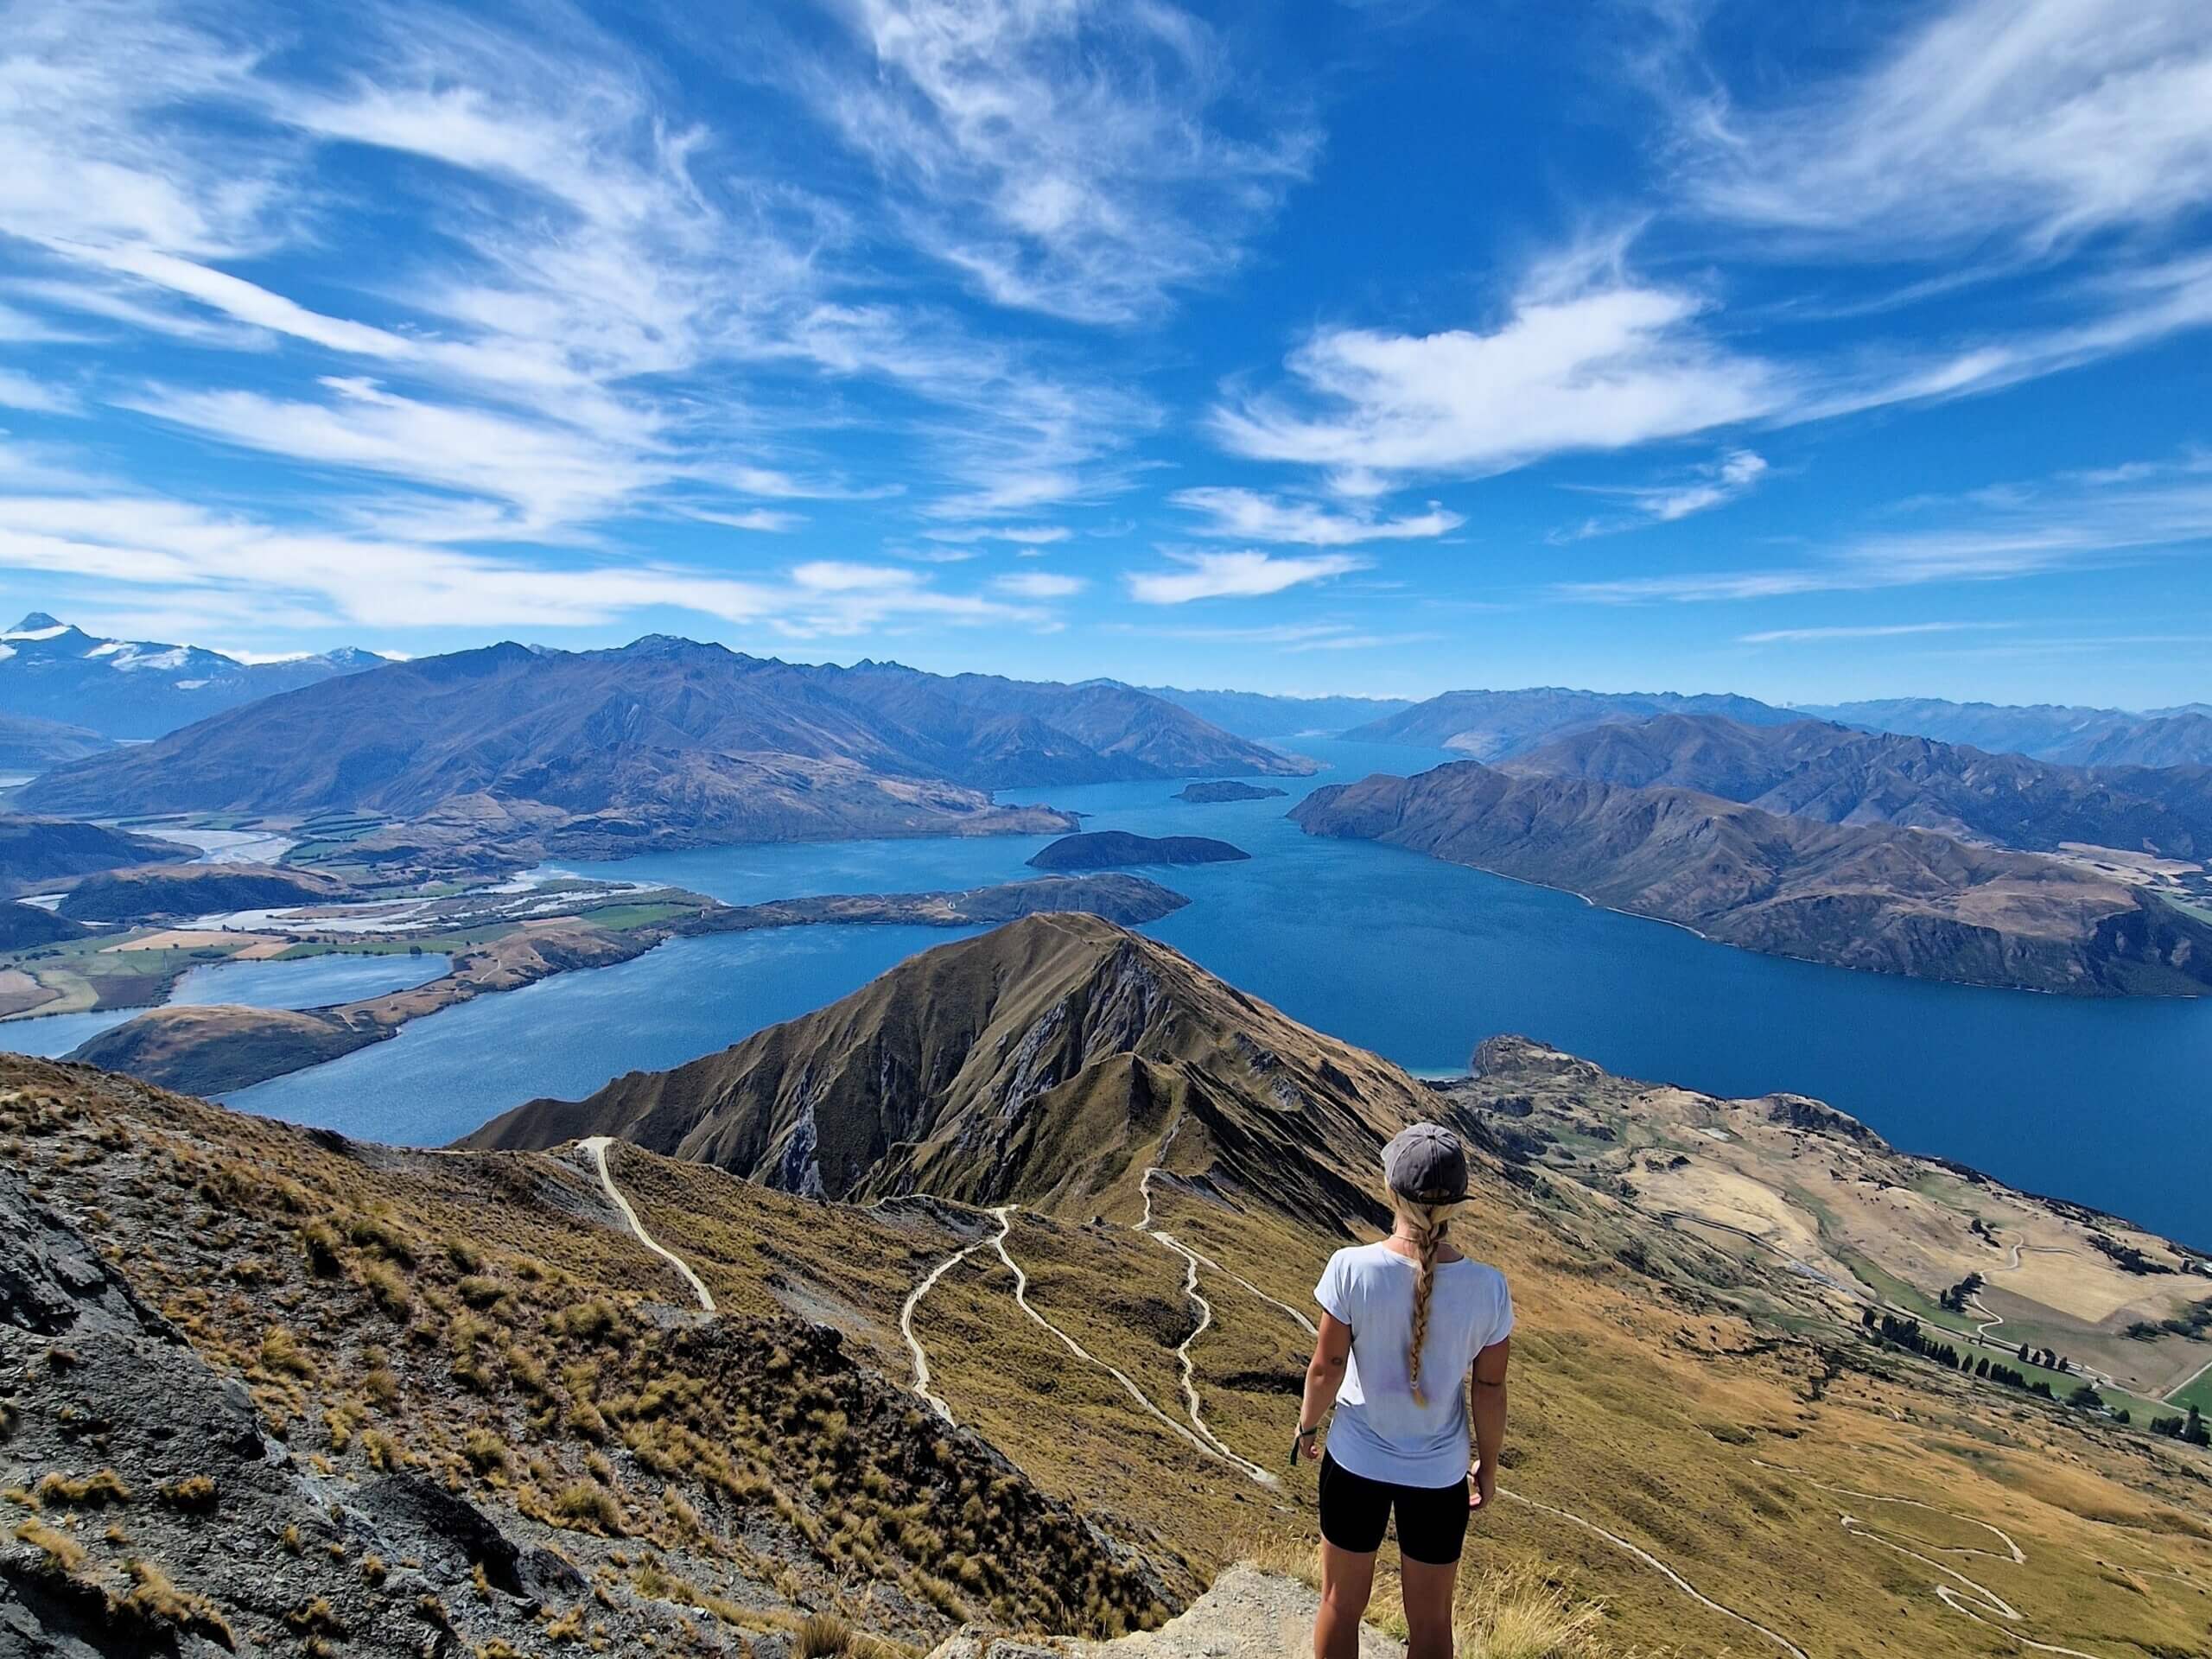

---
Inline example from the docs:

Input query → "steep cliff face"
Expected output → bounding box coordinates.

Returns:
[465,913,1436,1224]
[1294,761,2212,995]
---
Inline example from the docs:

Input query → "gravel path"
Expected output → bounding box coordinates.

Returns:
[925,1564,1402,1657]
[579,1135,715,1312]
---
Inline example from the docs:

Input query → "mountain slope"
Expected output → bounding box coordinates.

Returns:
[0,612,385,739]
[0,814,196,896]
[1506,713,2212,856]
[1345,686,1798,759]
[1809,696,2212,767]
[20,638,1300,855]
[465,913,1433,1224]
[1294,761,2212,995]
[0,1056,1173,1653]
[0,712,112,771]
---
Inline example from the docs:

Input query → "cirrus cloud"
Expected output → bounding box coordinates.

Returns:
[1125,549,1365,604]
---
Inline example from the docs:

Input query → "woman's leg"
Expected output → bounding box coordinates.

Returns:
[1398,1553,1459,1659]
[1314,1540,1377,1659]
[1314,1455,1387,1659]
[1395,1478,1471,1659]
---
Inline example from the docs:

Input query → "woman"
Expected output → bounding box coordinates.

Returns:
[1294,1122,1512,1659]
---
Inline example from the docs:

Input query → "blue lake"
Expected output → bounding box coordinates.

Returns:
[1,950,452,1058]
[162,737,2212,1244]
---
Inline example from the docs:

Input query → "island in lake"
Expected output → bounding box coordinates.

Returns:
[1172,780,1287,804]
[1026,830,1250,870]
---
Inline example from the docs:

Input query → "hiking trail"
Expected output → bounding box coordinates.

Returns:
[578,1135,715,1313]
[1755,1460,2107,1658]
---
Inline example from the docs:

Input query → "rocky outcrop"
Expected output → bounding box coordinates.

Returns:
[0,1166,613,1656]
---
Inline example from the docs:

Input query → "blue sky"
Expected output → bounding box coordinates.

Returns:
[3,0,2211,707]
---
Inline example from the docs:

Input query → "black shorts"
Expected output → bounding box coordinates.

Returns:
[1317,1452,1471,1566]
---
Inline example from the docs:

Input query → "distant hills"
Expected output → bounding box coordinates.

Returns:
[0,815,194,897]
[0,613,386,740]
[21,637,1306,859]
[1340,685,2212,772]
[1803,696,2212,768]
[1345,686,1804,758]
[0,712,112,772]
[1136,684,1415,739]
[1294,760,2212,995]
[1504,714,2212,858]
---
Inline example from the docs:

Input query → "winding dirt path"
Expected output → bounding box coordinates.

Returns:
[1499,1491,1810,1659]
[899,1230,995,1424]
[987,1205,1274,1481]
[578,1135,715,1313]
[1754,1460,2107,1659]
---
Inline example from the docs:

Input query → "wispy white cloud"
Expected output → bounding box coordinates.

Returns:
[0,490,1058,638]
[0,0,1157,554]
[1677,0,2212,257]
[1562,454,2212,603]
[0,369,79,416]
[992,569,1086,599]
[676,506,809,535]
[1737,621,2013,645]
[1556,448,1766,538]
[1170,486,1462,545]
[921,524,1073,545]
[801,0,1317,323]
[1125,548,1365,604]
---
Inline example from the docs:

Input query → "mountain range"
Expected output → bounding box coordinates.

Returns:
[1503,713,2212,858]
[1135,685,1415,740]
[1807,696,2212,768]
[1338,685,2212,771]
[20,638,1306,860]
[0,613,385,741]
[1343,686,1805,758]
[1294,760,2212,995]
[0,712,112,772]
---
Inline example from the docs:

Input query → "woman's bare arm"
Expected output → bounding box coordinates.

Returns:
[1294,1311,1353,1462]
[1469,1336,1510,1510]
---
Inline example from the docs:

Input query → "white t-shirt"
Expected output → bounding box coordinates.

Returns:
[1314,1242,1513,1489]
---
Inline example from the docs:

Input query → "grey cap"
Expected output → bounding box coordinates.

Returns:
[1382,1122,1469,1205]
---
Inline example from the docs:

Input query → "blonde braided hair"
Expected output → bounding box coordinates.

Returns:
[1394,1194,1459,1406]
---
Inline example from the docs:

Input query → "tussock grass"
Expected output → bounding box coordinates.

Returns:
[1457,1564,1617,1659]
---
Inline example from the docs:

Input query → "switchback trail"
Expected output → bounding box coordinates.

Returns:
[986,1205,1274,1481]
[577,1135,715,1313]
[1754,1460,2107,1659]
[899,1228,995,1424]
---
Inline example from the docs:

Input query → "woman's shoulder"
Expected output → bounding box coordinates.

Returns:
[1446,1255,1511,1293]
